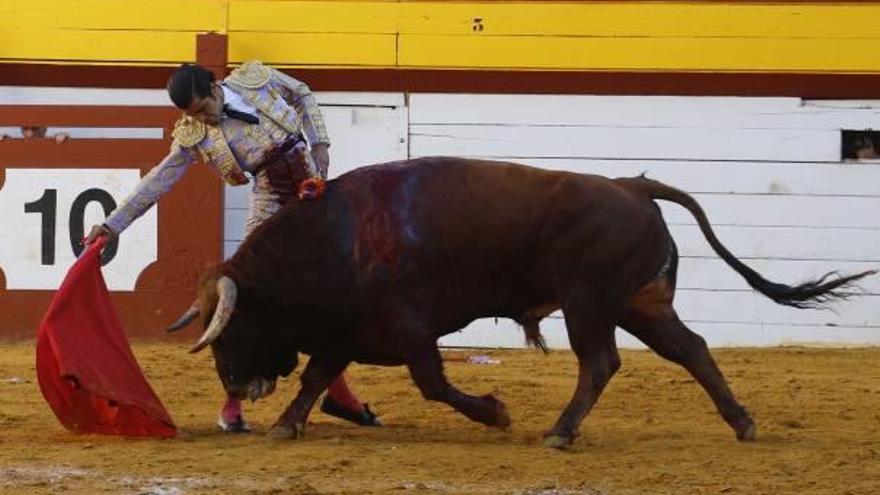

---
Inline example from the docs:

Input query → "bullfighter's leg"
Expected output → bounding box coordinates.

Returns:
[621,278,756,441]
[268,356,349,440]
[327,374,363,411]
[217,396,250,433]
[405,340,511,429]
[544,298,619,449]
[320,374,383,426]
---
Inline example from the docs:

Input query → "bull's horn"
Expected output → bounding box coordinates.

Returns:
[166,305,200,332]
[189,276,237,354]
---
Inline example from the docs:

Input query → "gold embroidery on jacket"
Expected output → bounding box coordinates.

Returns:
[203,126,249,186]
[237,88,303,137]
[225,62,306,139]
[226,60,272,89]
[171,116,206,147]
[172,115,247,185]
[244,124,275,147]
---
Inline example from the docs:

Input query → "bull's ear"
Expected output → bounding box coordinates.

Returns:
[166,305,200,332]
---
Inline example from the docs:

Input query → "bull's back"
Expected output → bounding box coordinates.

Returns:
[335,157,592,258]
[332,158,657,304]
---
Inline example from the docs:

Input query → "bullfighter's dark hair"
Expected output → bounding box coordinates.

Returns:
[167,63,216,110]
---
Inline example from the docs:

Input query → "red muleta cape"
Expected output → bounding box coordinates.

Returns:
[36,237,176,437]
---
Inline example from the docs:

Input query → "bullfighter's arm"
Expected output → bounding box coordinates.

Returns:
[103,143,198,234]
[270,70,331,147]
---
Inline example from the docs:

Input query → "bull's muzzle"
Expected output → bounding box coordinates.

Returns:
[246,377,277,402]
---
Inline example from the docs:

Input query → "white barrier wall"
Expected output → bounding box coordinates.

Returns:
[408,95,880,348]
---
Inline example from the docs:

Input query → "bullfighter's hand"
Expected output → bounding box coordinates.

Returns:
[311,143,330,179]
[84,224,116,245]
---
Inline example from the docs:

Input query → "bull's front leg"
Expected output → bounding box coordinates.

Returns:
[268,356,349,440]
[404,340,511,429]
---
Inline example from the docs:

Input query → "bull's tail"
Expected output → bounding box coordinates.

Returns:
[619,176,876,309]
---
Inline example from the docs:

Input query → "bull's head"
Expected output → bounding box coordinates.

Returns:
[167,269,297,402]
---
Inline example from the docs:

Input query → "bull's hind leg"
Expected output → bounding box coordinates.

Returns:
[268,356,349,440]
[622,279,756,441]
[404,339,511,429]
[544,298,620,449]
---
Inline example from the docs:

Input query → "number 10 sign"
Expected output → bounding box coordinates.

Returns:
[0,168,156,291]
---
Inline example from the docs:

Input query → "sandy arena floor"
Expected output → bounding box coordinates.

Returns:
[0,342,879,494]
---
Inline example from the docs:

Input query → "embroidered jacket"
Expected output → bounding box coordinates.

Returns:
[104,61,329,234]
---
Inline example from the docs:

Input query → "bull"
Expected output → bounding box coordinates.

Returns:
[168,157,874,448]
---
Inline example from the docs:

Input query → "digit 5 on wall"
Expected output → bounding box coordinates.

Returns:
[0,168,157,290]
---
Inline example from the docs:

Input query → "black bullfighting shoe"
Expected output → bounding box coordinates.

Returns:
[217,414,252,433]
[320,395,384,427]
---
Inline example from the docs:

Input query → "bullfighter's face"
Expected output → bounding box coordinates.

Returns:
[184,83,224,126]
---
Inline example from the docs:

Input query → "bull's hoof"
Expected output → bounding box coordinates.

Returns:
[493,400,512,431]
[267,422,305,440]
[543,434,575,449]
[736,420,757,442]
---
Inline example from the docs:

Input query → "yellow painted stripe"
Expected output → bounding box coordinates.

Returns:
[2,0,226,31]
[4,1,880,72]
[233,1,880,38]
[399,35,880,72]
[229,1,400,33]
[0,28,196,63]
[228,33,397,66]
[396,2,880,38]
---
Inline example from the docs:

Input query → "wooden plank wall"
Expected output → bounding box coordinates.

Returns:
[410,95,880,347]
[3,1,880,73]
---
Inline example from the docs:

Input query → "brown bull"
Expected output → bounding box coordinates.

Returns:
[169,157,874,448]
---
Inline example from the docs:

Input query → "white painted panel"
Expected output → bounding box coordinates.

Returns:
[0,168,156,290]
[658,194,880,229]
[315,92,405,107]
[412,95,804,125]
[410,125,838,162]
[224,241,238,260]
[439,320,880,349]
[0,127,163,139]
[0,88,402,108]
[410,94,880,130]
[224,182,251,210]
[322,104,408,178]
[0,87,170,106]
[519,159,880,197]
[54,127,163,139]
[224,208,248,243]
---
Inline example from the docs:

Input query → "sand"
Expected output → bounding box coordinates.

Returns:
[1,342,879,494]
